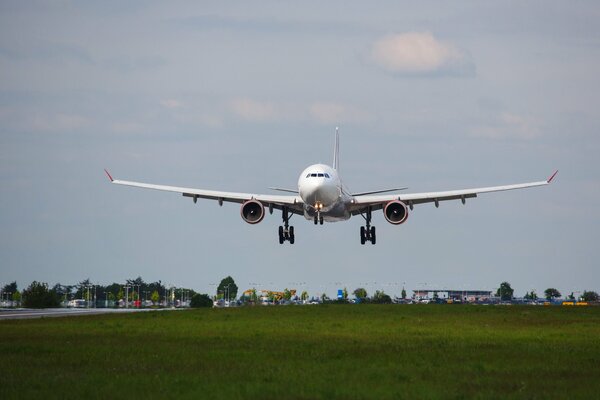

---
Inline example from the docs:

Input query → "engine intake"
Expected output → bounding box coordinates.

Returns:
[384,201,409,225]
[240,200,265,224]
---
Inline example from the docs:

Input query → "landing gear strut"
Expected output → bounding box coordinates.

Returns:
[313,213,324,225]
[278,207,295,244]
[360,207,376,245]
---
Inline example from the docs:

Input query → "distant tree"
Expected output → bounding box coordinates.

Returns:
[524,291,538,300]
[52,284,74,303]
[567,292,575,300]
[217,276,238,300]
[372,290,392,304]
[353,288,367,299]
[342,287,348,300]
[76,279,91,299]
[581,291,599,302]
[544,288,561,300]
[433,292,439,300]
[12,290,21,305]
[22,281,60,308]
[401,288,407,299]
[117,288,124,302]
[495,282,514,301]
[151,290,160,305]
[301,291,308,301]
[321,293,328,302]
[2,281,18,294]
[283,288,292,301]
[190,294,213,308]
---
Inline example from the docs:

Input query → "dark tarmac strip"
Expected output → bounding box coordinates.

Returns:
[0,307,179,320]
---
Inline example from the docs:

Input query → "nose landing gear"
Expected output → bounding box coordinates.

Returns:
[278,207,295,244]
[360,207,376,245]
[313,213,324,225]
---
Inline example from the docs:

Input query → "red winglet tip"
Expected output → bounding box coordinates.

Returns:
[104,169,114,182]
[547,170,558,183]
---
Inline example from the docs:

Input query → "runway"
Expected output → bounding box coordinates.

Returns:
[0,307,180,320]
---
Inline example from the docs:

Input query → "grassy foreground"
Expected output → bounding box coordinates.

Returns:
[1,305,600,399]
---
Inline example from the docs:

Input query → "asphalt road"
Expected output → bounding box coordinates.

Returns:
[0,307,179,320]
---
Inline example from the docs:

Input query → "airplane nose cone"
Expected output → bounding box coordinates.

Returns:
[300,179,338,208]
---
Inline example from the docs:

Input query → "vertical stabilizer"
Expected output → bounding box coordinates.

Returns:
[333,127,340,171]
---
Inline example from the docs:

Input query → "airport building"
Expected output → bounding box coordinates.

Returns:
[412,289,493,302]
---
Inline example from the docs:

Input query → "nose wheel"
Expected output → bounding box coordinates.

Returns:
[360,207,376,245]
[278,207,295,244]
[313,213,324,225]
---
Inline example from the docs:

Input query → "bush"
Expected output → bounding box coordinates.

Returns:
[190,293,213,308]
[22,281,60,308]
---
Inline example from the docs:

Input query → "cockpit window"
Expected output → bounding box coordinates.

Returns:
[307,172,331,178]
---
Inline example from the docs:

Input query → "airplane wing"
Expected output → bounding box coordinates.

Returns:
[350,170,557,213]
[104,170,304,213]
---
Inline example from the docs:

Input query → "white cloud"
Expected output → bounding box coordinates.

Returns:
[160,99,184,109]
[371,32,470,74]
[230,98,276,121]
[470,113,542,140]
[111,121,145,134]
[309,102,372,125]
[29,113,90,133]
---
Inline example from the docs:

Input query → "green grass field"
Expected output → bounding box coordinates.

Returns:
[1,305,599,399]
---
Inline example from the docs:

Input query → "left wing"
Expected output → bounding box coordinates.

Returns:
[350,170,557,213]
[104,170,304,213]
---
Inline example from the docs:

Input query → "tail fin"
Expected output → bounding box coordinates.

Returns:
[333,127,340,171]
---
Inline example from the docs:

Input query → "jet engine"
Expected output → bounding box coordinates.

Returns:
[240,200,265,224]
[383,200,409,225]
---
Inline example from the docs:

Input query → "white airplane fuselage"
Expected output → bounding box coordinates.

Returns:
[298,163,352,222]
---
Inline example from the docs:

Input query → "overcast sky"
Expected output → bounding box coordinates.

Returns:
[1,1,598,298]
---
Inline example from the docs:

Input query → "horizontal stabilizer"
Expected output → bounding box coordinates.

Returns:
[352,187,408,196]
[268,187,299,194]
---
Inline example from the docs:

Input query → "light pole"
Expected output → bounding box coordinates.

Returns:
[124,285,131,308]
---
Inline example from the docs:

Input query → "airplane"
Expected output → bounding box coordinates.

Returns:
[105,128,557,245]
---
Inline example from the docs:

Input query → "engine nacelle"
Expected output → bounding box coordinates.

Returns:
[384,200,409,225]
[240,200,265,224]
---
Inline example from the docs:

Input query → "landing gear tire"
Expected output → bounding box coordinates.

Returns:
[279,207,295,244]
[319,215,324,225]
[360,207,376,245]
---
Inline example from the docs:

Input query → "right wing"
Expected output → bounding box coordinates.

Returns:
[350,171,557,213]
[105,170,304,213]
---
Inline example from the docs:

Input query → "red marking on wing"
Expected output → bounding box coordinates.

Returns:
[104,169,114,182]
[547,170,559,183]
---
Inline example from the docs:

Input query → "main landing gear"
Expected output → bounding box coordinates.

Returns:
[278,207,295,244]
[360,207,376,245]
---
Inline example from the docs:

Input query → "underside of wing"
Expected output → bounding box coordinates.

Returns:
[350,172,557,214]
[106,171,304,214]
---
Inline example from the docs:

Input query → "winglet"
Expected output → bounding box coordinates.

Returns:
[547,170,559,184]
[104,169,114,182]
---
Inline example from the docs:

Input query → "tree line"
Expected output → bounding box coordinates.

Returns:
[2,278,599,308]
[1,277,199,308]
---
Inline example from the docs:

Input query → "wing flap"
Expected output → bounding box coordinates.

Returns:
[110,178,302,208]
[352,175,553,209]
